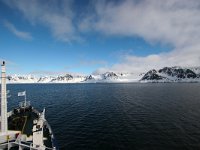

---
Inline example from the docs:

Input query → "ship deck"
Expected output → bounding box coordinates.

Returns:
[8,106,37,136]
[7,106,54,149]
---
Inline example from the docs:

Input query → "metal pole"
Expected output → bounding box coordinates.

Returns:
[24,90,26,107]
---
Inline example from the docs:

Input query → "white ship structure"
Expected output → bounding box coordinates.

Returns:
[0,61,58,150]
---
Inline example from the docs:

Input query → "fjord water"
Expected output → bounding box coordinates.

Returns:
[7,83,200,150]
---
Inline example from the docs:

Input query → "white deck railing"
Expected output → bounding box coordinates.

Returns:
[0,139,56,150]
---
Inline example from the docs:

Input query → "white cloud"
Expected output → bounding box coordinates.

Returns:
[82,0,200,73]
[82,0,200,48]
[3,0,78,42]
[4,21,32,40]
[94,45,200,74]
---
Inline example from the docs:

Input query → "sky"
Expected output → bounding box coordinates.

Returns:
[0,0,200,76]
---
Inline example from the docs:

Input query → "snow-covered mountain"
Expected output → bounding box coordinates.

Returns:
[7,75,38,83]
[37,76,56,83]
[6,74,86,83]
[3,67,200,83]
[50,74,85,83]
[84,72,143,83]
[140,67,200,82]
[85,72,119,83]
[4,72,142,83]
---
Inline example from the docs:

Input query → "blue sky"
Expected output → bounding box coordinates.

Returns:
[0,0,200,75]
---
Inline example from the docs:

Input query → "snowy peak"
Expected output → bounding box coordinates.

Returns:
[141,67,200,82]
[188,67,200,76]
[158,67,197,78]
[102,72,118,80]
[141,69,166,81]
[38,76,56,83]
[84,72,119,83]
[85,75,95,82]
[49,74,85,83]
[51,74,73,82]
[7,75,38,83]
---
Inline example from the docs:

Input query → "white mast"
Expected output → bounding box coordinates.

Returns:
[1,61,8,132]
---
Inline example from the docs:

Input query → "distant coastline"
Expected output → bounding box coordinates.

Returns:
[4,66,200,84]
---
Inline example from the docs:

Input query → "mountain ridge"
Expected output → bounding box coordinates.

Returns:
[4,67,200,83]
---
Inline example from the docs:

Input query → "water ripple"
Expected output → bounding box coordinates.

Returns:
[7,83,200,150]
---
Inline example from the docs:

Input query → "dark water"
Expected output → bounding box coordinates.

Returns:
[7,83,200,150]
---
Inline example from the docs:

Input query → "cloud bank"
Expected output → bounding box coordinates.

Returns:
[84,0,200,73]
[81,0,200,47]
